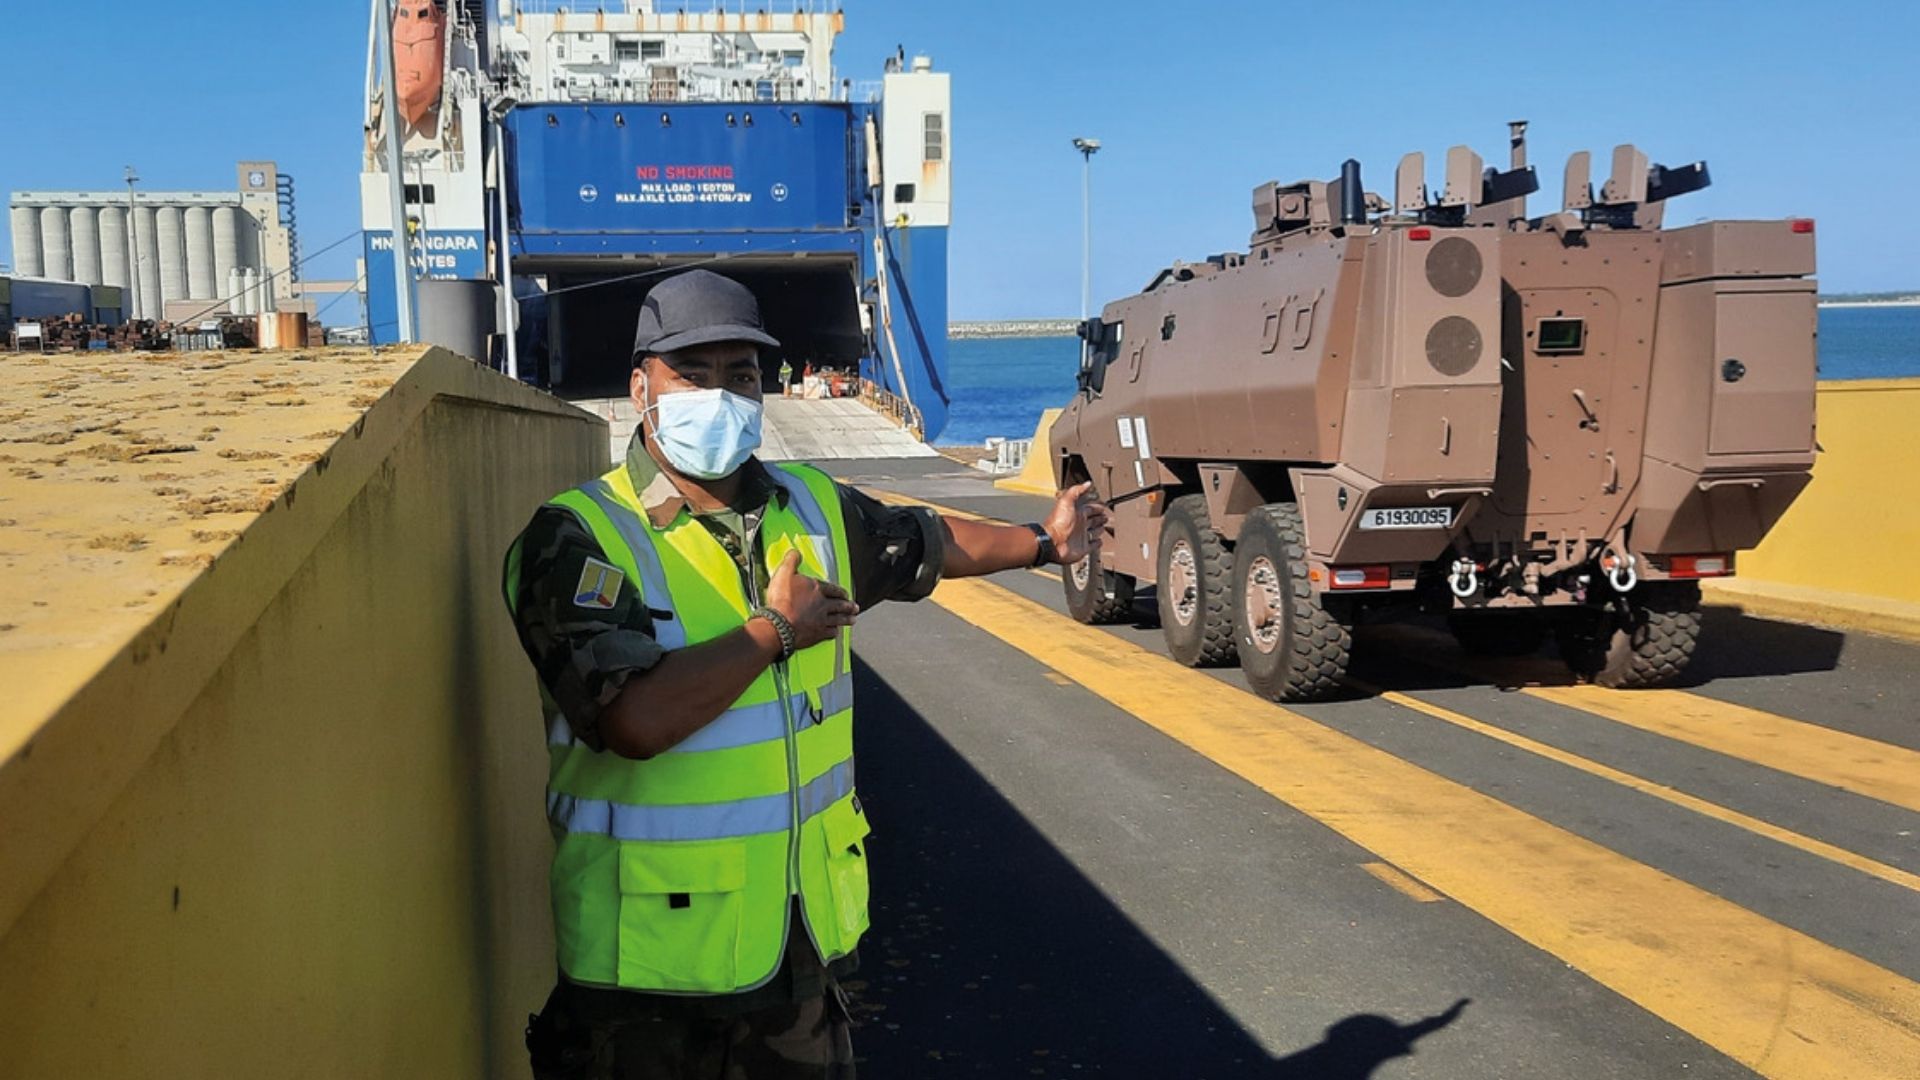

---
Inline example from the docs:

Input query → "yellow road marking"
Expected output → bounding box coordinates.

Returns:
[876,488,989,521]
[1524,683,1920,815]
[1361,862,1446,903]
[925,577,1920,1079]
[1366,622,1920,815]
[1041,671,1073,687]
[881,482,1920,808]
[1351,679,1920,895]
[880,481,1920,827]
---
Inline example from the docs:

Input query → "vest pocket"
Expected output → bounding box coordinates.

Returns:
[818,797,873,944]
[616,840,748,991]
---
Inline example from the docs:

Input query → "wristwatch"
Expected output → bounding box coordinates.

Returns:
[752,606,797,660]
[1025,523,1058,568]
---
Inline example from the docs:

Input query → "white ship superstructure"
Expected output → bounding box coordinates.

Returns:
[360,1,954,436]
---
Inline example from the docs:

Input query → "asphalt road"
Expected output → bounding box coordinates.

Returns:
[819,458,1920,1079]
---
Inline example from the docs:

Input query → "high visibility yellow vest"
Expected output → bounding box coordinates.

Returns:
[529,461,869,994]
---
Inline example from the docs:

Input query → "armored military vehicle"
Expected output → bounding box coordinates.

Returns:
[1052,123,1817,700]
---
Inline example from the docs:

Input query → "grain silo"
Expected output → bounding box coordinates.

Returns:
[69,208,102,286]
[10,206,43,277]
[211,206,240,297]
[133,205,161,318]
[39,207,71,281]
[7,162,302,320]
[183,206,214,300]
[98,206,130,291]
[156,206,186,308]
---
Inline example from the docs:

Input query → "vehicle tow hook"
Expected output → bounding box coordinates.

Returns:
[1448,559,1479,599]
[1603,551,1639,593]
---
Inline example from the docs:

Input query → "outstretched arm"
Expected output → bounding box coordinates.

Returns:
[941,482,1111,578]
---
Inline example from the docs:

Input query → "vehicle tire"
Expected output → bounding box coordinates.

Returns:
[1064,552,1136,625]
[1447,612,1550,657]
[1231,503,1351,701]
[1555,582,1702,688]
[1156,495,1237,667]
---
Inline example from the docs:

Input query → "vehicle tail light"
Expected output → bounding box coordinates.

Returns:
[1330,565,1392,590]
[1790,219,1814,234]
[1408,227,1433,241]
[1667,554,1733,578]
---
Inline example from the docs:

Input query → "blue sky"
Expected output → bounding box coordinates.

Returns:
[2,1,1914,319]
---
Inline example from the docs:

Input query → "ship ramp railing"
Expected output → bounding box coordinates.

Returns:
[858,378,925,441]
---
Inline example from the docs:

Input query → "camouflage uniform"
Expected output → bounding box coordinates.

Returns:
[507,435,944,1080]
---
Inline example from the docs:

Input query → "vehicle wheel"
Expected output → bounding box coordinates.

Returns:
[1555,582,1702,688]
[1447,612,1550,657]
[1231,503,1351,701]
[1064,552,1136,625]
[1156,495,1238,667]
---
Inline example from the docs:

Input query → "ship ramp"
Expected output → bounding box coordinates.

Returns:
[569,393,941,463]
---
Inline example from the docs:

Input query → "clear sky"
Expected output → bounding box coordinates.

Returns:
[2,1,1914,319]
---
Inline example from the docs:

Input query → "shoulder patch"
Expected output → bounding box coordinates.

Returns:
[573,557,625,610]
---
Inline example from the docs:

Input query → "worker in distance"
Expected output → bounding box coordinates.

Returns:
[505,268,1108,1079]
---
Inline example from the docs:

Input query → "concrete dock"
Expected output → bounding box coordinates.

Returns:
[827,457,1920,1079]
[5,352,1917,1078]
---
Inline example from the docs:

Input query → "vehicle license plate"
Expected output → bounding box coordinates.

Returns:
[1358,506,1454,530]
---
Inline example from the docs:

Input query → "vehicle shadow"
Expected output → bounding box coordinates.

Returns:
[1678,605,1846,685]
[849,657,1472,1077]
[1347,605,1847,697]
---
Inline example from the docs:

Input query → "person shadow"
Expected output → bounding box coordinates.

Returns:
[850,654,1480,1077]
[1272,998,1471,1079]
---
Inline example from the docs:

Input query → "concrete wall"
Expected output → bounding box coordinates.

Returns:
[1704,378,1920,638]
[0,348,607,1078]
[999,384,1920,638]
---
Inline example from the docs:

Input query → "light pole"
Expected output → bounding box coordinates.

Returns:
[376,0,418,343]
[124,166,141,321]
[487,89,521,380]
[1071,137,1101,320]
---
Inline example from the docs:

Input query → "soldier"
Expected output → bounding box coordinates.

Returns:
[506,269,1108,1080]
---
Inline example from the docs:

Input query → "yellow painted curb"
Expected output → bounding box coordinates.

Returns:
[1702,578,1920,645]
[994,407,1062,497]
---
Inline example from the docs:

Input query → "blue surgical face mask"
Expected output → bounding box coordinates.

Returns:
[642,372,764,480]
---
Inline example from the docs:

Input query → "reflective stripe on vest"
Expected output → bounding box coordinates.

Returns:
[544,674,855,749]
[535,460,870,994]
[547,759,856,842]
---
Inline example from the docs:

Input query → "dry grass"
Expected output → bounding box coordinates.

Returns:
[159,552,217,569]
[176,491,278,517]
[87,532,148,552]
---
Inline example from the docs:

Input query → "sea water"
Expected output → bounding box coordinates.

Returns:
[937,306,1920,446]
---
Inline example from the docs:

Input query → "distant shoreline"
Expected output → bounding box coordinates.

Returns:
[950,319,1078,339]
[1818,299,1920,309]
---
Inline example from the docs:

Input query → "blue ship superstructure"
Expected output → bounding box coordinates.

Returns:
[360,1,951,439]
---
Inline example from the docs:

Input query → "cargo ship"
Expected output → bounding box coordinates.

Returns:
[358,0,952,439]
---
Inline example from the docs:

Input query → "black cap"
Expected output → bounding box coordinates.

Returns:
[632,269,781,358]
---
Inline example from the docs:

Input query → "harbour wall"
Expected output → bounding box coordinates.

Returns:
[1700,378,1920,639]
[0,347,607,1078]
[1000,381,1920,640]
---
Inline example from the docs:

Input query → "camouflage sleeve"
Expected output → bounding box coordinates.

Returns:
[838,484,946,605]
[503,505,665,752]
